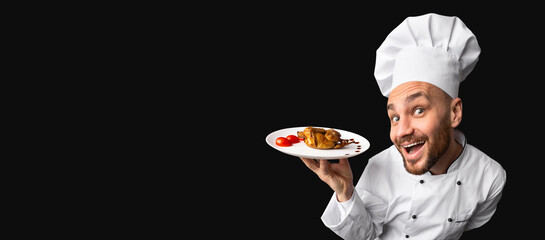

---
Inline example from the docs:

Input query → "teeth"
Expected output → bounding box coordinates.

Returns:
[402,141,424,148]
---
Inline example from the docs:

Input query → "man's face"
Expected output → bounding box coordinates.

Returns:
[387,81,453,175]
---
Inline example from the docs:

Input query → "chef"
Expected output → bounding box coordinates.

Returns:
[300,13,506,240]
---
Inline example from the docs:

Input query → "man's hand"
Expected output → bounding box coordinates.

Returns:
[300,158,354,202]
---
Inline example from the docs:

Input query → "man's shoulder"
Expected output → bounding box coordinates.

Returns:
[464,144,506,177]
[358,145,402,197]
[461,144,507,193]
[367,145,400,169]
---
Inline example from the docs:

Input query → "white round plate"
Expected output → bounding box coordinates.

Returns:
[265,127,370,159]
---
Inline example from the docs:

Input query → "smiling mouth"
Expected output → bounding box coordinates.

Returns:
[402,141,425,154]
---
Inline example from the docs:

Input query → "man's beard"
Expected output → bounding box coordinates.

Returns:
[396,117,452,175]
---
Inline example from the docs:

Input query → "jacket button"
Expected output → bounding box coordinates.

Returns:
[457,181,462,185]
[405,235,409,238]
[419,180,424,184]
[412,215,417,219]
[448,218,453,222]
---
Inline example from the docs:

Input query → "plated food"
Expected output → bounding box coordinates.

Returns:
[297,126,356,149]
[266,126,370,160]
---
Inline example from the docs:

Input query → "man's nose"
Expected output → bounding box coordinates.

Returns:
[396,117,414,139]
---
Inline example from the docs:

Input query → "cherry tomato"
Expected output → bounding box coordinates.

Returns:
[286,135,300,143]
[276,137,292,147]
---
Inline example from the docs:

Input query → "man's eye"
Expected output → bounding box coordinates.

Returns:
[414,108,424,115]
[392,116,400,122]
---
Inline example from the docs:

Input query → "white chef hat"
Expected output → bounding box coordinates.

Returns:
[374,13,481,98]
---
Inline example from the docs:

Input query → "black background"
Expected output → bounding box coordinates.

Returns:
[203,4,541,239]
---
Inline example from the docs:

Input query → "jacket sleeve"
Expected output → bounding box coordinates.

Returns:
[321,188,387,240]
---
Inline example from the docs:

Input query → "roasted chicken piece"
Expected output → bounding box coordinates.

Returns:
[297,126,355,149]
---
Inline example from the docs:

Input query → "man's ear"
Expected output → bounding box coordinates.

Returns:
[450,98,463,128]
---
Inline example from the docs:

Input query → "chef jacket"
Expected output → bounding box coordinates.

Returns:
[321,130,506,240]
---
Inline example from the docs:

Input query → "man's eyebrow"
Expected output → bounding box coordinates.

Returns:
[406,91,429,103]
[387,91,429,111]
[387,103,394,111]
